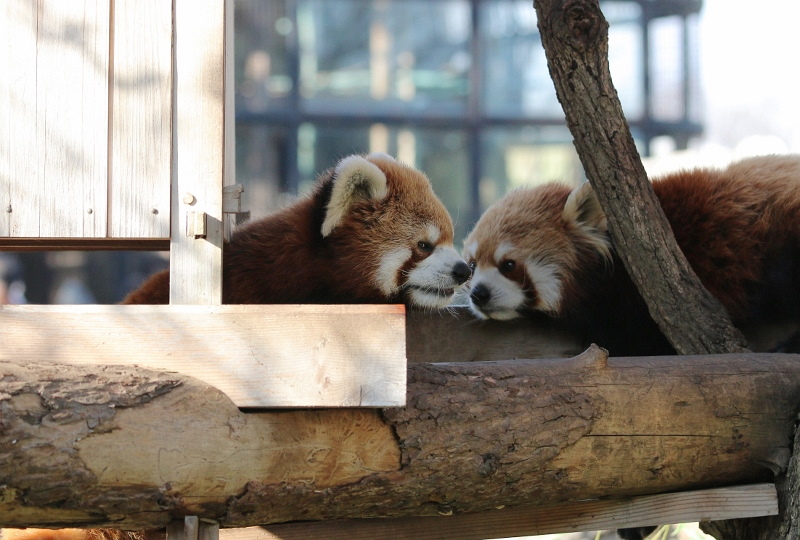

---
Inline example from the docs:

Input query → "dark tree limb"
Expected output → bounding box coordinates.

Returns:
[531,1,799,537]
[532,0,749,356]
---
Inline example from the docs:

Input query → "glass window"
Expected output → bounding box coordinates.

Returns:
[298,0,471,116]
[481,126,583,209]
[233,0,703,241]
[481,1,644,121]
[650,16,685,121]
[236,1,295,114]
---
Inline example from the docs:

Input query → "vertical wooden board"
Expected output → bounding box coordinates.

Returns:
[1,0,39,237]
[224,0,236,188]
[36,0,109,238]
[109,0,172,238]
[0,1,8,236]
[170,0,227,304]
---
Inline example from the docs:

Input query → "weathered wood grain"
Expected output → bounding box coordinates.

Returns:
[227,484,777,540]
[2,347,798,531]
[0,304,406,408]
[110,0,172,238]
[1,0,110,238]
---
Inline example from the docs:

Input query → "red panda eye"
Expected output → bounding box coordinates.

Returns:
[500,260,516,274]
[468,260,476,271]
[417,241,434,253]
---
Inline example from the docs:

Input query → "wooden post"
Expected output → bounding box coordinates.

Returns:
[170,0,230,304]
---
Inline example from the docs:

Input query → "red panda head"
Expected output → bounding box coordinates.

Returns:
[320,153,471,309]
[462,181,611,320]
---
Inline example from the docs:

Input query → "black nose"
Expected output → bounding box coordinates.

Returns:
[470,283,491,307]
[451,261,471,285]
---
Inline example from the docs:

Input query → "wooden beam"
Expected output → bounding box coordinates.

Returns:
[0,304,406,408]
[225,484,777,540]
[170,0,227,304]
[0,238,169,251]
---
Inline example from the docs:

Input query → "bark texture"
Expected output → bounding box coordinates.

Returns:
[532,0,748,355]
[2,349,800,530]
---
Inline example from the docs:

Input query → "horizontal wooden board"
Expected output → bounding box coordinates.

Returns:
[225,483,777,540]
[0,304,406,408]
[406,306,583,362]
[0,237,170,250]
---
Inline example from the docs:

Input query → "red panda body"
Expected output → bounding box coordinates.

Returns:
[123,153,470,308]
[3,155,470,540]
[464,154,800,355]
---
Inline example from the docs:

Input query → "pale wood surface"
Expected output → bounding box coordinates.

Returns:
[227,484,777,540]
[170,0,227,304]
[36,0,109,238]
[1,0,110,238]
[2,348,798,530]
[0,304,407,408]
[1,0,39,237]
[110,0,172,238]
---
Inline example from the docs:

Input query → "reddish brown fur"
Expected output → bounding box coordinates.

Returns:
[652,156,800,320]
[465,154,800,354]
[123,156,456,305]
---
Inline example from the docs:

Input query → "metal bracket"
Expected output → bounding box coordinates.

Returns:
[186,211,208,238]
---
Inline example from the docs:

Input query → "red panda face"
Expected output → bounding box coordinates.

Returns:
[322,154,471,309]
[463,182,611,320]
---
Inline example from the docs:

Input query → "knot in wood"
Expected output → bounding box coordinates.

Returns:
[563,0,604,45]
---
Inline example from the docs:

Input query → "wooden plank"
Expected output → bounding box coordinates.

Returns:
[200,521,221,540]
[0,304,406,408]
[1,0,39,237]
[168,517,200,540]
[0,237,169,251]
[170,0,228,304]
[224,484,777,540]
[109,0,172,238]
[406,306,583,362]
[36,0,110,238]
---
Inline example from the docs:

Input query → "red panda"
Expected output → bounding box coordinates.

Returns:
[1,154,469,540]
[463,154,800,355]
[123,153,470,308]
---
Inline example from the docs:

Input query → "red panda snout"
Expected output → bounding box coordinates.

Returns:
[402,244,470,308]
[466,257,564,320]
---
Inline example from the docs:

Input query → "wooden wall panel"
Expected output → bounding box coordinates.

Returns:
[109,0,172,238]
[1,0,43,237]
[35,0,110,237]
[1,0,109,239]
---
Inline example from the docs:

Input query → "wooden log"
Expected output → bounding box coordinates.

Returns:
[1,347,798,530]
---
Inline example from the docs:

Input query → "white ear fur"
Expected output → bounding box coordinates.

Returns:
[562,181,607,232]
[321,155,389,237]
[366,152,395,162]
[562,182,612,262]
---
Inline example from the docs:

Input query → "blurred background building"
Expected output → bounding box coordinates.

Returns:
[3,0,799,304]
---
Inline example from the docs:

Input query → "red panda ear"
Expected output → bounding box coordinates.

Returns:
[321,155,389,237]
[562,181,608,233]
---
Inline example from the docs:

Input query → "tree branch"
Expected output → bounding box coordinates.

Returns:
[532,0,749,355]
